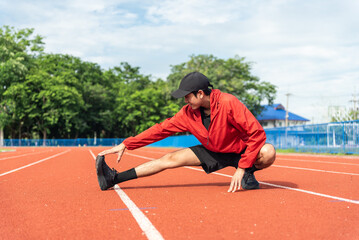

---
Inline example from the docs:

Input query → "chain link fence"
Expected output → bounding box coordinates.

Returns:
[2,121,358,154]
[265,120,359,154]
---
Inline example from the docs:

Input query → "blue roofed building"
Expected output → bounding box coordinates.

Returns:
[257,104,309,128]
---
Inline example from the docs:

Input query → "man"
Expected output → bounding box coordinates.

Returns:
[96,72,276,193]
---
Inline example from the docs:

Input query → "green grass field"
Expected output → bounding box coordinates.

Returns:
[276,148,359,156]
[0,149,15,152]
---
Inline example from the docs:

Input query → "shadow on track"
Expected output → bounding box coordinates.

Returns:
[119,182,229,190]
[260,181,298,189]
[111,181,298,190]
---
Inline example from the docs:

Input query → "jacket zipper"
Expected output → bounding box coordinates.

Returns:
[206,109,218,146]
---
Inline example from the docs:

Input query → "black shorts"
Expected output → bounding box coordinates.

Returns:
[189,145,245,174]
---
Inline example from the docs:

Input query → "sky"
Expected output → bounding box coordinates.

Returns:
[1,0,358,123]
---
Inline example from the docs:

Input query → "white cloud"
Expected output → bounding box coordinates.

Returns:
[146,0,242,25]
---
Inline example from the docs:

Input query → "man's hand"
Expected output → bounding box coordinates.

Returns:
[228,168,245,193]
[98,143,126,163]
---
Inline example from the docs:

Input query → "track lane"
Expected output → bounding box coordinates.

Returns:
[0,147,148,239]
[89,149,164,240]
[1,147,358,240]
[128,149,359,201]
[0,148,53,161]
[0,149,71,177]
[0,148,62,173]
[118,150,359,240]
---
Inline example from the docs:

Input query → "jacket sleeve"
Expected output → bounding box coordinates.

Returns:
[227,99,266,169]
[123,107,189,150]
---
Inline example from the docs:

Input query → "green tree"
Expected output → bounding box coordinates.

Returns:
[0,26,44,143]
[1,26,278,142]
[31,54,104,139]
[331,107,359,122]
[1,82,30,139]
[116,79,179,136]
[166,54,276,116]
[26,69,83,142]
[109,63,152,136]
[108,63,179,137]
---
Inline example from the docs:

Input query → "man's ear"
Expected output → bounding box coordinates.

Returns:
[198,90,204,99]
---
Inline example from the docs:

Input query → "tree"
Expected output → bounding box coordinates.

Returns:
[0,26,279,142]
[108,63,180,137]
[1,82,30,139]
[115,79,179,136]
[0,26,44,143]
[36,54,111,138]
[166,54,276,116]
[25,68,83,143]
[330,106,359,122]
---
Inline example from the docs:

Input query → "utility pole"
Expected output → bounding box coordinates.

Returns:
[285,93,292,127]
[285,93,292,149]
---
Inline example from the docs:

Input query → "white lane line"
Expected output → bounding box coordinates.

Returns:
[0,149,53,161]
[89,150,96,159]
[126,152,359,205]
[0,150,71,177]
[114,185,164,240]
[134,150,168,155]
[126,152,155,160]
[272,165,359,176]
[184,166,359,205]
[276,158,359,166]
[134,149,176,155]
[89,150,164,240]
[278,154,359,160]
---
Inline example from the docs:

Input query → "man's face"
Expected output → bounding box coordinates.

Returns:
[184,92,202,110]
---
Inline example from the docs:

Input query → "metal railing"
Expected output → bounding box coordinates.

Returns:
[265,120,359,154]
[1,138,125,147]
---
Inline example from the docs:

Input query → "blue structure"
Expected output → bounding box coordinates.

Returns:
[257,104,309,128]
[149,135,200,148]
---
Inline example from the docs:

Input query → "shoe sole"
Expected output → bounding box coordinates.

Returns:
[95,155,108,191]
[242,183,260,190]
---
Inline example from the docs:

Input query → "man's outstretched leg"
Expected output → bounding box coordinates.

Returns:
[241,143,276,190]
[96,148,201,190]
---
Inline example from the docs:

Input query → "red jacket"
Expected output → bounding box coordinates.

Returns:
[123,89,266,168]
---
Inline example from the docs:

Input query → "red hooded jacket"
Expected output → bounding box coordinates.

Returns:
[123,89,266,168]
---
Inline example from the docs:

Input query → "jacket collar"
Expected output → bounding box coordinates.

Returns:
[190,89,221,120]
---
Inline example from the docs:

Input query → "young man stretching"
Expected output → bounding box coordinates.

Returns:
[96,72,276,193]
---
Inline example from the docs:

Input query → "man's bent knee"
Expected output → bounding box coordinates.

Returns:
[256,143,276,169]
[263,143,276,161]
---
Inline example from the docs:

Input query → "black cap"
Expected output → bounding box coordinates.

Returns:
[171,72,213,98]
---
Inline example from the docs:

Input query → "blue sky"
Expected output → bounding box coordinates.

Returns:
[1,0,358,123]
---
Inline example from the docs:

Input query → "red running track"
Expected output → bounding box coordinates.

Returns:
[0,147,358,239]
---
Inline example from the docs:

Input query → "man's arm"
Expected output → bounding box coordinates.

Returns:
[228,99,266,169]
[97,107,189,163]
[123,108,188,150]
[226,98,266,192]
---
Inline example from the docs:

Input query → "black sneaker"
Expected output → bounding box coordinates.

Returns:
[241,169,260,190]
[95,155,119,191]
